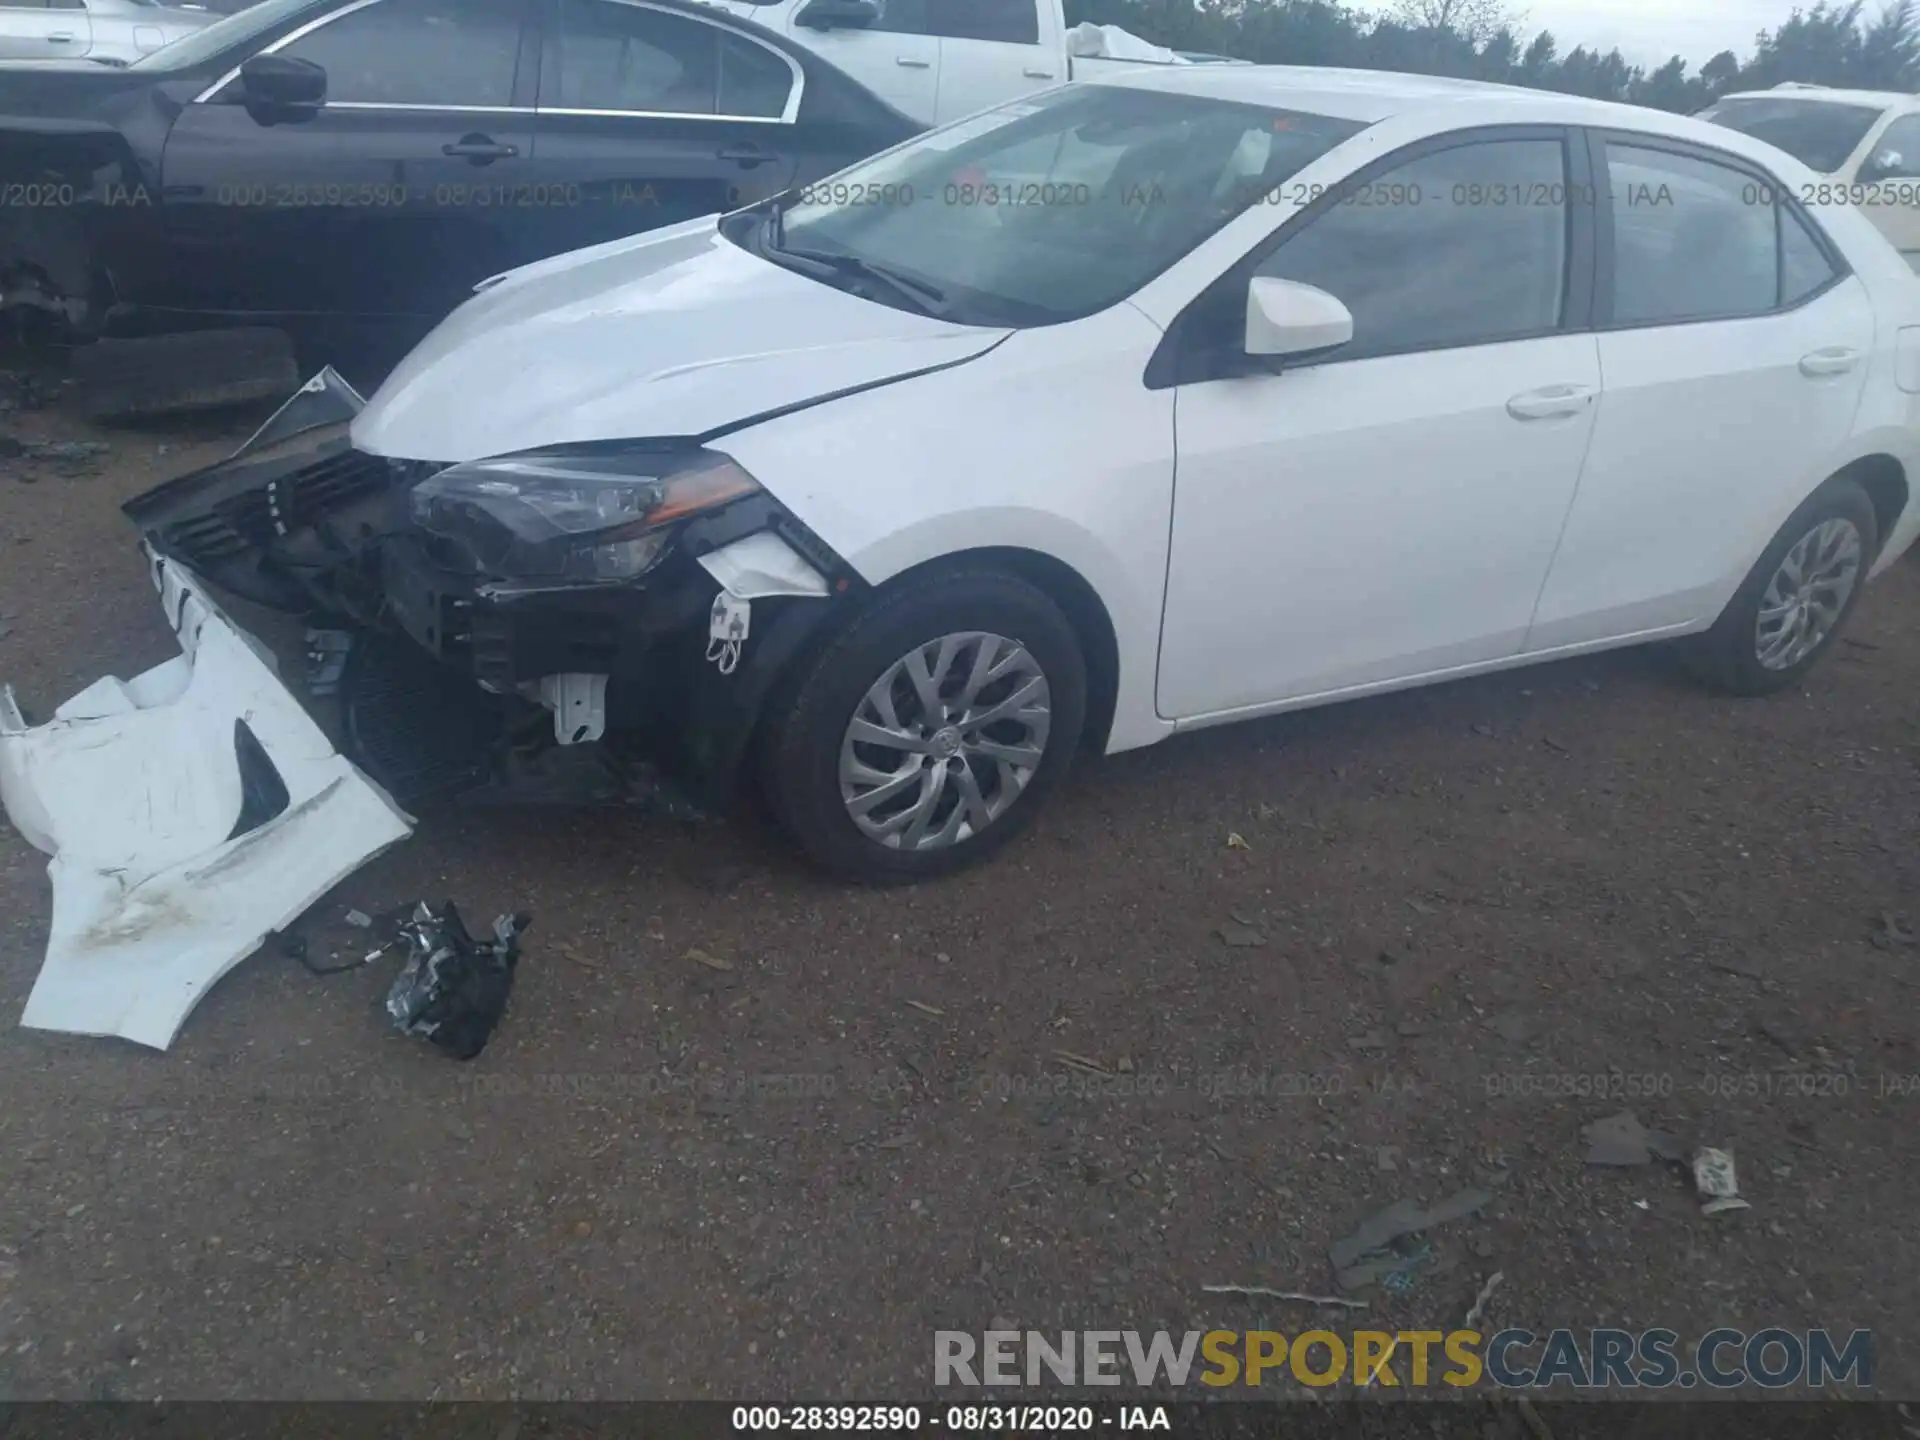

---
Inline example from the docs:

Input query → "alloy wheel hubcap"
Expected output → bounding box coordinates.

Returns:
[838,631,1051,851]
[1755,517,1862,672]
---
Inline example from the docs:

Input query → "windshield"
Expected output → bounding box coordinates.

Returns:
[765,83,1366,326]
[129,0,318,69]
[1698,97,1887,174]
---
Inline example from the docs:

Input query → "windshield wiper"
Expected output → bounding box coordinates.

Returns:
[774,246,950,318]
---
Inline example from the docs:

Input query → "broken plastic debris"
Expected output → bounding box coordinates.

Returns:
[1692,1146,1751,1215]
[0,553,413,1049]
[1584,1110,1684,1167]
[385,902,531,1061]
[1328,1188,1493,1282]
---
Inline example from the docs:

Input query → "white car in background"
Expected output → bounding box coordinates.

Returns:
[695,0,1197,125]
[1701,84,1920,270]
[18,64,1920,894]
[0,0,213,64]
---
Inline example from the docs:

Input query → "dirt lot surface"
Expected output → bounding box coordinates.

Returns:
[1,376,1918,1404]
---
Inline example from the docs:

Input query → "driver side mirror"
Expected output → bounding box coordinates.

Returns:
[239,54,326,122]
[796,0,881,30]
[1858,149,1908,185]
[1245,277,1353,364]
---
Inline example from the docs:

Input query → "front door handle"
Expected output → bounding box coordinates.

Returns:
[717,143,772,168]
[442,136,518,162]
[895,55,931,68]
[1506,383,1597,421]
[1799,347,1861,378]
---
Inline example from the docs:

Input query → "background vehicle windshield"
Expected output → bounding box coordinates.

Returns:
[129,0,316,67]
[779,83,1366,324]
[1698,97,1886,174]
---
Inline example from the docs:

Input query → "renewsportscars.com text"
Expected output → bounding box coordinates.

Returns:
[934,1327,1874,1390]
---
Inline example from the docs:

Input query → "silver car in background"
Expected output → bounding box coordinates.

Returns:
[0,0,215,65]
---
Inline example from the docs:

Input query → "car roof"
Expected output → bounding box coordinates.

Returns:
[1715,86,1914,110]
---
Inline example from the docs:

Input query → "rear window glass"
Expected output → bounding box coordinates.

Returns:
[1698,98,1887,174]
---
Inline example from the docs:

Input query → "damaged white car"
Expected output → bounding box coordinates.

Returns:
[22,65,1920,892]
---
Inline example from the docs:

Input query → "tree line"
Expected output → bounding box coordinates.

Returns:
[1062,0,1920,112]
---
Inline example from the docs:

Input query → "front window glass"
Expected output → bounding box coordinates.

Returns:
[767,83,1364,325]
[1698,98,1885,175]
[1862,115,1920,181]
[1255,138,1569,357]
[277,0,521,106]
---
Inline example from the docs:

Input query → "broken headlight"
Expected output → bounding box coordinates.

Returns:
[406,448,760,582]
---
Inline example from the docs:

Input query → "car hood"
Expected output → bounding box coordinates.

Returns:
[352,218,1012,463]
[0,60,159,119]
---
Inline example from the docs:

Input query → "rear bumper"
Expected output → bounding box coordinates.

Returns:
[0,550,413,1049]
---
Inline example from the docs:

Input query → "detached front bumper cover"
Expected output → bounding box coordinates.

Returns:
[0,551,414,1050]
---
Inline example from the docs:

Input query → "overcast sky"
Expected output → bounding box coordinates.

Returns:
[1514,0,1805,67]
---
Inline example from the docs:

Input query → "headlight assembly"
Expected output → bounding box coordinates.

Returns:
[407,448,760,582]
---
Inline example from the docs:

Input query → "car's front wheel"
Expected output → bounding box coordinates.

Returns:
[1680,477,1879,696]
[760,564,1087,883]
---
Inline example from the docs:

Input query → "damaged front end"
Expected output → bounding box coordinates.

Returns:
[122,369,862,809]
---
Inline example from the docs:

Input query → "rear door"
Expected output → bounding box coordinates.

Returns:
[920,0,1056,122]
[1854,113,1920,268]
[528,0,800,257]
[157,0,539,320]
[1526,132,1875,651]
[0,0,92,59]
[789,0,935,121]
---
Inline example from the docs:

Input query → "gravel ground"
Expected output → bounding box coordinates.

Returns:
[1,381,1917,1403]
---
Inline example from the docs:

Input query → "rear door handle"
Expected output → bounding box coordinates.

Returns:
[1022,68,1054,78]
[895,56,931,68]
[1506,384,1597,421]
[47,31,75,40]
[442,137,518,161]
[1799,347,1861,378]
[717,143,773,168]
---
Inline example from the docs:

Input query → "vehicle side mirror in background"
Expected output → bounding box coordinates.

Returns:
[796,0,881,30]
[239,54,326,122]
[1244,277,1353,364]
[1858,149,1908,185]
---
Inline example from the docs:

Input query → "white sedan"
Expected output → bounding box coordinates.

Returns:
[77,64,1920,885]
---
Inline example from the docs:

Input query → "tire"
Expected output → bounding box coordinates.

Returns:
[70,327,299,421]
[759,563,1088,884]
[1678,477,1879,696]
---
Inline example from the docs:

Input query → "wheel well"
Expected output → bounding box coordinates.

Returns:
[1831,454,1909,552]
[885,546,1122,755]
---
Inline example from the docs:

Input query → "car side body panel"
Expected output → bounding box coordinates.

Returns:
[714,302,1179,755]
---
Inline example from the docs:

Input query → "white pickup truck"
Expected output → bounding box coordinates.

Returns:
[696,0,1205,125]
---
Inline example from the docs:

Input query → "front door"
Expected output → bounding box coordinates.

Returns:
[529,0,800,257]
[1527,135,1877,650]
[920,0,1054,123]
[1159,132,1600,720]
[156,0,538,321]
